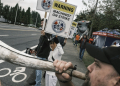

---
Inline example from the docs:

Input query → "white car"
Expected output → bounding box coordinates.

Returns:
[39,27,42,30]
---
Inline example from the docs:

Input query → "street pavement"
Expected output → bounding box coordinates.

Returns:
[0,22,41,86]
[0,22,87,86]
[61,39,87,86]
[0,23,40,51]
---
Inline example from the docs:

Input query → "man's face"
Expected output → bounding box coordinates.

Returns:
[82,59,118,86]
[84,35,86,38]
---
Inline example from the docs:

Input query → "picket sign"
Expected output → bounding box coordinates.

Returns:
[69,21,78,38]
[36,0,53,12]
[45,0,77,38]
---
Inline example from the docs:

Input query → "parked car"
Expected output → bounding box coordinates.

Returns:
[38,27,42,30]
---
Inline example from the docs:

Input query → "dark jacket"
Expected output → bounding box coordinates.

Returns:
[35,33,51,59]
[57,36,65,47]
[79,38,88,49]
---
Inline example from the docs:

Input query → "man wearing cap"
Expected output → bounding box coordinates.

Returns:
[53,43,120,86]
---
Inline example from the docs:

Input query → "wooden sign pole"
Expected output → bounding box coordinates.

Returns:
[42,12,47,30]
[0,40,85,80]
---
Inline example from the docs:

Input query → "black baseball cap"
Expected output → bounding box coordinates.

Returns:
[49,37,59,44]
[86,43,120,74]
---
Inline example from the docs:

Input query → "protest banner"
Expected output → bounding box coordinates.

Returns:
[36,0,53,12]
[45,0,77,38]
[69,21,78,38]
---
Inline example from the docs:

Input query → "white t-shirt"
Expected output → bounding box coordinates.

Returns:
[46,43,64,76]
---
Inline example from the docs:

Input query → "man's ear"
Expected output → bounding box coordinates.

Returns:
[115,76,120,86]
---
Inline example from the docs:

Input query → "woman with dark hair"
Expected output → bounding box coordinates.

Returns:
[79,34,88,61]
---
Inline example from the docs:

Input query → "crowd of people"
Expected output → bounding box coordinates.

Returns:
[28,18,120,86]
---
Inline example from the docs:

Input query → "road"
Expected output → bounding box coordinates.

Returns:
[0,23,41,86]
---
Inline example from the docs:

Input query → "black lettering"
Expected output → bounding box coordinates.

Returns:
[67,6,71,12]
[68,18,70,21]
[72,23,76,26]
[54,3,74,13]
[63,6,67,10]
[58,4,61,8]
[53,10,56,12]
[52,13,58,17]
[58,15,61,18]
[59,15,70,21]
[57,11,60,14]
[71,8,74,12]
[54,3,58,7]
[61,5,64,9]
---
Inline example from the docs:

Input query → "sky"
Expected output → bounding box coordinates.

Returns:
[1,0,89,19]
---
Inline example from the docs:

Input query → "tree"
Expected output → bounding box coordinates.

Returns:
[36,13,41,27]
[31,11,36,25]
[2,5,10,22]
[1,2,41,27]
[21,9,25,24]
[0,1,3,17]
[26,7,31,25]
[74,0,120,35]
[17,7,22,24]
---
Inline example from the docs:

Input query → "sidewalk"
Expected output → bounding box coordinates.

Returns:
[41,39,87,86]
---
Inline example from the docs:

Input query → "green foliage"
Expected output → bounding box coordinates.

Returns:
[2,5,10,22]
[75,0,120,33]
[83,51,94,67]
[1,3,41,27]
[0,1,3,17]
[31,11,41,27]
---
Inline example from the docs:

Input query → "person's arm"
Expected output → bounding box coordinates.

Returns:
[64,38,67,44]
[41,30,45,36]
[57,43,64,55]
[53,60,75,86]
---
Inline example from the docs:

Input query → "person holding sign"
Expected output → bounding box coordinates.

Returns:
[45,37,64,86]
[29,19,52,86]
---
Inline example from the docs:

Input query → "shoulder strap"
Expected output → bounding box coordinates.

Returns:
[52,56,55,61]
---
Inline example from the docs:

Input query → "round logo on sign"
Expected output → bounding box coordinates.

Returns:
[52,20,66,33]
[41,0,52,10]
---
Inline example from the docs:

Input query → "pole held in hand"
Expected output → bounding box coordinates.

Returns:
[0,40,85,80]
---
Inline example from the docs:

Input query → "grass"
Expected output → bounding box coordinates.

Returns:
[76,43,94,67]
[83,51,94,67]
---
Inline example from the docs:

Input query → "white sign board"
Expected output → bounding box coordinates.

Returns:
[69,21,78,38]
[36,0,53,12]
[45,0,77,38]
